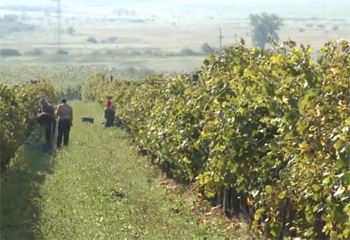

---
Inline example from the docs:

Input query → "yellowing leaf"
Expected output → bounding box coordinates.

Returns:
[183,156,189,163]
[311,184,321,192]
[330,68,337,74]
[254,208,265,221]
[278,190,287,199]
[222,101,230,108]
[299,142,311,150]
[265,185,273,194]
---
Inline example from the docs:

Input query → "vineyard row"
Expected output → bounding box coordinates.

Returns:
[83,39,350,239]
[0,80,82,172]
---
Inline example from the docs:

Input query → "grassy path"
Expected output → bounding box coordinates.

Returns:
[1,101,230,240]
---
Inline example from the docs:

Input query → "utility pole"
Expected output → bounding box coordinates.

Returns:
[219,27,223,52]
[56,0,62,44]
[51,0,62,45]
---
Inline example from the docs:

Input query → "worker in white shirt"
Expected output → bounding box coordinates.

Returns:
[55,98,73,148]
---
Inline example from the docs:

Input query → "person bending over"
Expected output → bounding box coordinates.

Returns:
[38,98,55,118]
[37,112,56,148]
[37,98,56,144]
[55,98,73,148]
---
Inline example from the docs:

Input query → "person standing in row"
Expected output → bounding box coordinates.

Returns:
[37,98,56,149]
[55,98,73,148]
[104,96,115,127]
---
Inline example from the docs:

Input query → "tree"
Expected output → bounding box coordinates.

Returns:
[249,12,283,49]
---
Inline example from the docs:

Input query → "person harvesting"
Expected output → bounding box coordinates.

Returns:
[104,96,115,127]
[36,98,56,150]
[55,98,73,148]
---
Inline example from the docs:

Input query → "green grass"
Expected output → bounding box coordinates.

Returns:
[0,138,53,240]
[0,101,236,240]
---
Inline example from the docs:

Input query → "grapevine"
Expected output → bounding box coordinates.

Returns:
[83,39,350,239]
[0,80,56,171]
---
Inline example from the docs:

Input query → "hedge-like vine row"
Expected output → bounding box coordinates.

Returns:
[0,80,56,171]
[84,39,350,239]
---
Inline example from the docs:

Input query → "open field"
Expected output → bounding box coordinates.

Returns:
[1,0,350,76]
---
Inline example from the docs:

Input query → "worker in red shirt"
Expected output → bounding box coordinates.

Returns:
[104,96,115,127]
[106,97,112,109]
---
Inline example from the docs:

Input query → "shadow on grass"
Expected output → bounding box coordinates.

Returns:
[0,143,55,240]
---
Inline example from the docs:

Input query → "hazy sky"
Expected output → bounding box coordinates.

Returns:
[1,0,350,19]
[2,0,348,6]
